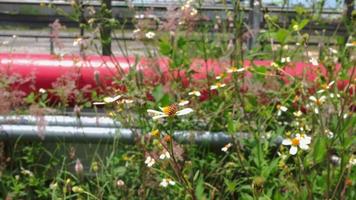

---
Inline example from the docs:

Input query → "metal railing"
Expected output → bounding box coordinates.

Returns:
[0,115,258,146]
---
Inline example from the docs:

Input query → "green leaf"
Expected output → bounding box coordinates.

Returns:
[240,193,254,200]
[261,158,279,179]
[114,166,126,176]
[160,94,171,106]
[195,177,207,200]
[313,136,327,164]
[152,84,164,103]
[224,178,238,193]
[274,29,290,44]
[253,66,267,80]
[299,19,309,30]
[159,40,172,56]
[177,36,187,49]
[25,92,35,104]
[295,6,306,15]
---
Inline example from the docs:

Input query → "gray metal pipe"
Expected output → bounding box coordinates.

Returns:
[0,124,250,146]
[0,115,120,127]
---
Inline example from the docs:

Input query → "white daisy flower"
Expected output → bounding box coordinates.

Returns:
[282,134,311,155]
[281,57,291,63]
[349,156,356,167]
[93,95,122,105]
[147,104,193,120]
[310,57,319,66]
[325,129,334,139]
[210,82,226,90]
[144,156,155,167]
[329,47,338,54]
[277,104,288,116]
[159,178,176,187]
[331,155,341,165]
[133,28,141,34]
[188,90,201,97]
[317,81,335,93]
[221,143,232,152]
[293,110,303,117]
[309,95,326,114]
[345,41,356,47]
[227,66,245,73]
[190,8,198,16]
[73,37,83,46]
[159,151,171,160]
[145,31,156,39]
[39,88,46,94]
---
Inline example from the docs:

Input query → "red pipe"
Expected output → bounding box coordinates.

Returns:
[0,53,354,99]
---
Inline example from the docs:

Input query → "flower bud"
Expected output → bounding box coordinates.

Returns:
[72,186,84,193]
[116,179,125,188]
[75,159,84,175]
[91,161,99,172]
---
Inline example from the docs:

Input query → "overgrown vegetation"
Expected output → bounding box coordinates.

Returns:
[0,0,355,199]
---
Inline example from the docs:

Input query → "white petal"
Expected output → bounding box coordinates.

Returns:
[176,108,194,116]
[169,180,176,185]
[123,99,134,104]
[277,110,282,116]
[282,139,292,145]
[280,106,288,112]
[237,68,245,72]
[289,146,298,155]
[93,102,106,105]
[147,109,165,115]
[293,111,302,117]
[314,108,319,114]
[189,91,201,96]
[327,131,334,139]
[309,96,317,102]
[178,100,189,106]
[317,89,325,94]
[303,136,312,144]
[319,96,326,102]
[210,85,218,90]
[299,143,309,150]
[328,81,335,87]
[103,95,122,103]
[160,180,168,187]
[221,147,228,152]
[145,156,153,164]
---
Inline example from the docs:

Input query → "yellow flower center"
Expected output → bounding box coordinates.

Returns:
[229,67,237,71]
[216,83,223,87]
[315,99,322,106]
[151,129,160,137]
[162,104,178,116]
[292,138,300,146]
[321,83,328,90]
